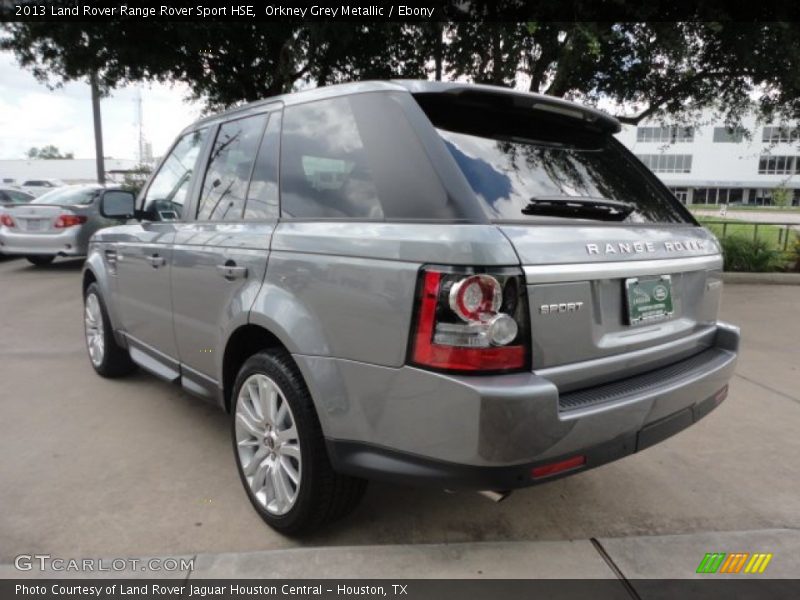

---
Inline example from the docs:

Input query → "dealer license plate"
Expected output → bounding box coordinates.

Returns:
[625,275,674,325]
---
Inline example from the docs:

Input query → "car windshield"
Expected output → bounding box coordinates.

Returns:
[31,187,99,206]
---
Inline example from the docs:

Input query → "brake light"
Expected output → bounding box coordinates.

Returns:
[0,214,14,228]
[54,214,87,228]
[409,267,529,373]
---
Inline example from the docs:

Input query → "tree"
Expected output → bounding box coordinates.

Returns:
[26,145,74,159]
[119,165,152,195]
[3,10,800,129]
[443,20,800,126]
[0,21,428,110]
[772,186,792,208]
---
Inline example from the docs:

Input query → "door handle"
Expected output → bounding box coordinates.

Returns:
[217,262,248,281]
[147,254,166,268]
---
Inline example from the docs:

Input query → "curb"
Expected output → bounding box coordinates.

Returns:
[722,272,800,285]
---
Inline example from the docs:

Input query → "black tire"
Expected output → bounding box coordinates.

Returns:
[83,282,136,378]
[26,255,55,266]
[232,349,367,535]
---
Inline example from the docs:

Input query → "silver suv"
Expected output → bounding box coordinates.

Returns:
[82,81,739,534]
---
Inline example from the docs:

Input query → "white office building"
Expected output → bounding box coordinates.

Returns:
[616,112,800,206]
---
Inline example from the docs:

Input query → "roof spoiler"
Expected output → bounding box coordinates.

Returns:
[394,80,621,134]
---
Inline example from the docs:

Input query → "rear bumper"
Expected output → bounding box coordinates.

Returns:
[296,322,739,489]
[326,385,728,490]
[0,227,86,256]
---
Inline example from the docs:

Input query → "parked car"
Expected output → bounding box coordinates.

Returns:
[0,186,34,207]
[0,188,34,257]
[0,184,129,265]
[20,178,65,197]
[81,81,739,534]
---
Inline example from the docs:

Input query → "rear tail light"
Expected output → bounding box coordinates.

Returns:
[54,214,88,228]
[409,266,530,373]
[0,214,15,228]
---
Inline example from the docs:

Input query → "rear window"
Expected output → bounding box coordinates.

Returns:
[419,95,691,224]
[31,187,98,206]
[280,92,458,221]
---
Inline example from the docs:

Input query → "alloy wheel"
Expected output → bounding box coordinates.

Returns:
[235,374,302,516]
[84,293,105,367]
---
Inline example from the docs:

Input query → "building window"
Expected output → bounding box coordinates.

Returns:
[762,126,799,144]
[668,187,688,204]
[689,187,745,205]
[636,154,693,173]
[713,127,746,143]
[636,126,694,143]
[758,155,798,175]
[751,189,773,205]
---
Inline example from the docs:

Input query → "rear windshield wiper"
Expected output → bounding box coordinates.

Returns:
[521,196,635,221]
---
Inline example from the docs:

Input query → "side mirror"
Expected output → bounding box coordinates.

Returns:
[100,190,136,219]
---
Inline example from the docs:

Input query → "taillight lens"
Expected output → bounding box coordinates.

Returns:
[409,267,530,373]
[54,214,87,228]
[0,214,15,228]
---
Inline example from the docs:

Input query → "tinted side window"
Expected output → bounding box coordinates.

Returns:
[197,114,268,221]
[244,112,281,221]
[280,92,453,220]
[142,128,208,221]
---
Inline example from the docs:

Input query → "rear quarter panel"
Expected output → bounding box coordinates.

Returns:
[250,221,519,366]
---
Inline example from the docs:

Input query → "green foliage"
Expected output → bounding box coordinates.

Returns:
[26,145,74,159]
[119,165,152,195]
[3,8,800,127]
[720,236,782,272]
[1,22,429,110]
[772,187,792,208]
[699,218,788,251]
[793,236,800,272]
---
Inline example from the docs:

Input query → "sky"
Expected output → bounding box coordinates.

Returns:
[0,51,204,161]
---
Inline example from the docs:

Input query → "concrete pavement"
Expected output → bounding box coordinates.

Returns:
[1,256,799,577]
[2,529,797,579]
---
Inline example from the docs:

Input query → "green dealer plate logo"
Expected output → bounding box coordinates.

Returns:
[625,275,674,325]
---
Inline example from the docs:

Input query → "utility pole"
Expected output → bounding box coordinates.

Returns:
[90,71,105,184]
[136,87,144,165]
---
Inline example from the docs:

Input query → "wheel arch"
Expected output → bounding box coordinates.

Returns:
[82,267,97,294]
[222,324,290,413]
[82,251,126,346]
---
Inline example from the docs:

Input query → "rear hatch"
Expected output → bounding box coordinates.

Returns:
[414,88,722,389]
[503,224,722,389]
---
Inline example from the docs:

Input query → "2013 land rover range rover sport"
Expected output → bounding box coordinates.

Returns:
[82,80,739,534]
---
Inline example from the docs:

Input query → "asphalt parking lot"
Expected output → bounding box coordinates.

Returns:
[1,256,799,565]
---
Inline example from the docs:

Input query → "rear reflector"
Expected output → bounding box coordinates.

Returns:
[531,455,586,479]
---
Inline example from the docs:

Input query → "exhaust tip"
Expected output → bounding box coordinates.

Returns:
[478,490,512,503]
